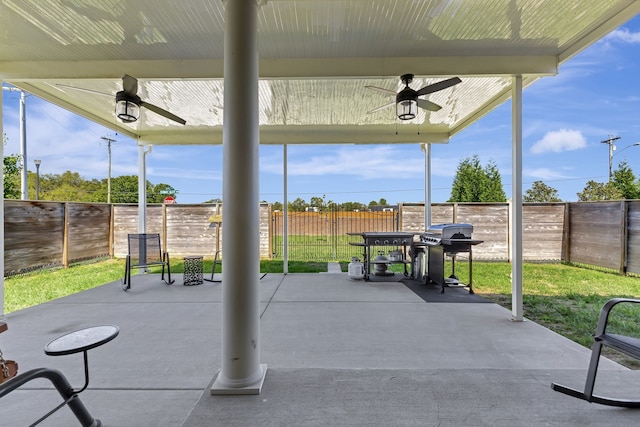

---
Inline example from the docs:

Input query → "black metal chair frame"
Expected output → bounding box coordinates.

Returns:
[0,367,100,426]
[122,233,174,291]
[552,298,640,407]
[0,324,119,426]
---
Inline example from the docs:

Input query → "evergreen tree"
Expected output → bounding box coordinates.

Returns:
[612,160,640,199]
[449,155,483,202]
[449,155,506,202]
[483,160,507,202]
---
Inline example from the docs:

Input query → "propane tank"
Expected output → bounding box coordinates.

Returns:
[373,251,390,276]
[348,256,364,280]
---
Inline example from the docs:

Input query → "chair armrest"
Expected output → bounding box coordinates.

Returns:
[594,298,640,336]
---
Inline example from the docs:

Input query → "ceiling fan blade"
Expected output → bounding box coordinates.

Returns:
[365,85,397,96]
[417,99,442,112]
[122,74,138,96]
[56,84,111,97]
[140,101,187,125]
[366,101,395,114]
[416,77,461,96]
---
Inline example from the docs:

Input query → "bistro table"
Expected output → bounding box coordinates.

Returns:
[44,325,119,393]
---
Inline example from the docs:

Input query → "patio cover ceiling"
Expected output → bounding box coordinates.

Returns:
[1,0,639,146]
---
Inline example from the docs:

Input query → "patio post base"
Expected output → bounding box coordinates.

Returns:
[210,364,268,395]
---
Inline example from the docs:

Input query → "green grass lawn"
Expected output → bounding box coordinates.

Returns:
[4,258,640,367]
[2,258,327,313]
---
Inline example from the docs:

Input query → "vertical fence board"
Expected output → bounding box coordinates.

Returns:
[522,203,565,261]
[66,203,111,263]
[456,204,510,260]
[568,202,623,270]
[165,204,217,256]
[4,201,65,274]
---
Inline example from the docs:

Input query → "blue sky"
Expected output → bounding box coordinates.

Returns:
[2,15,640,205]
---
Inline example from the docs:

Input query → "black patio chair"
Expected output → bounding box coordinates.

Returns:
[122,233,174,291]
[552,298,640,407]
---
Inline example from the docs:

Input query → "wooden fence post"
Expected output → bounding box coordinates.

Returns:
[562,203,570,263]
[62,202,69,268]
[109,204,114,258]
[507,201,512,263]
[621,200,628,275]
[162,203,167,252]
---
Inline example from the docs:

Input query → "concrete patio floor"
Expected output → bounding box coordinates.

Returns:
[1,270,640,426]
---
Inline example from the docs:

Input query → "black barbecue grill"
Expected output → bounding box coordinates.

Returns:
[348,232,416,280]
[417,223,483,293]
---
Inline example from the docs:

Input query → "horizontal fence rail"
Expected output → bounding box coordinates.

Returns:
[3,200,639,276]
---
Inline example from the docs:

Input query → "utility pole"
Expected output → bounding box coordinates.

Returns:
[601,135,621,181]
[101,136,116,203]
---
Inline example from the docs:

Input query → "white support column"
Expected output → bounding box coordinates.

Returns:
[422,143,432,229]
[19,91,27,200]
[211,0,267,395]
[511,76,524,321]
[137,144,147,234]
[283,144,288,274]
[1,84,5,316]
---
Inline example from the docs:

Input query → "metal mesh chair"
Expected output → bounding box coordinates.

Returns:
[122,233,174,291]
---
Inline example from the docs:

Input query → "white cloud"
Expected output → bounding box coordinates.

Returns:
[3,97,140,179]
[530,129,586,154]
[605,28,640,44]
[524,167,571,180]
[263,145,429,179]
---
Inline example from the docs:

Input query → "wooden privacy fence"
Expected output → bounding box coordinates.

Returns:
[3,200,639,276]
[4,201,112,275]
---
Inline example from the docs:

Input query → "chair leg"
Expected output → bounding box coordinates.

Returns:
[204,250,221,283]
[122,256,131,291]
[162,252,174,285]
[583,340,604,400]
[552,340,640,407]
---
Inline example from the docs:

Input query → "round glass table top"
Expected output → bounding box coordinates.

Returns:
[44,325,119,356]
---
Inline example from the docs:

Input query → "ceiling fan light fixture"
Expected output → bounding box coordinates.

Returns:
[396,89,417,121]
[115,91,140,123]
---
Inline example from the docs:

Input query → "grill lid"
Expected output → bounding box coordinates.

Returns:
[425,223,473,239]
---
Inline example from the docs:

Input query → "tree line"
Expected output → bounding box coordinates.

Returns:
[3,135,177,203]
[271,197,389,212]
[4,133,639,205]
[22,171,177,203]
[449,154,640,203]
